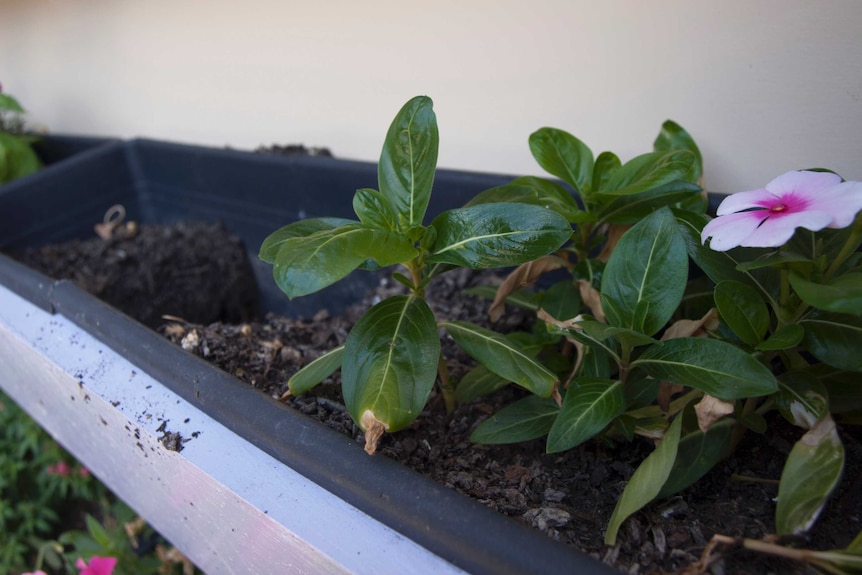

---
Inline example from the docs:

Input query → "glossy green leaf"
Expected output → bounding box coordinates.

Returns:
[0,132,42,185]
[537,280,582,323]
[653,120,703,184]
[791,271,862,315]
[0,93,25,112]
[529,127,594,196]
[464,176,583,222]
[601,207,688,336]
[714,280,770,346]
[625,378,660,410]
[576,319,658,349]
[427,203,571,269]
[441,320,557,397]
[613,414,637,441]
[353,188,398,231]
[674,209,777,296]
[470,396,559,444]
[272,224,417,298]
[757,324,804,351]
[547,379,626,453]
[378,95,438,229]
[605,414,683,545]
[602,150,695,196]
[85,513,112,548]
[813,365,862,414]
[581,343,614,379]
[464,285,540,311]
[454,364,509,403]
[342,295,440,432]
[776,414,845,535]
[591,151,621,193]
[736,251,814,272]
[546,319,620,364]
[288,345,344,395]
[632,338,778,400]
[658,414,733,498]
[259,217,355,262]
[801,312,862,372]
[597,182,701,225]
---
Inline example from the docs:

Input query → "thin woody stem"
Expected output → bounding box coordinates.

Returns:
[437,353,456,414]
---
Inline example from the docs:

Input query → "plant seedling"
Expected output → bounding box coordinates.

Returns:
[261,96,572,453]
[0,83,42,185]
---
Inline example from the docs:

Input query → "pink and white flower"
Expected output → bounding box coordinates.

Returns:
[75,556,117,575]
[46,461,71,476]
[702,170,862,251]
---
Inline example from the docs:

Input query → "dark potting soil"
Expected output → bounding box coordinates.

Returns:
[254,143,334,157]
[14,224,861,574]
[13,221,260,329]
[160,268,861,575]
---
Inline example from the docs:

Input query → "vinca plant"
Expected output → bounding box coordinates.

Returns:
[260,96,572,454]
[467,128,862,554]
[0,83,42,186]
[262,95,861,567]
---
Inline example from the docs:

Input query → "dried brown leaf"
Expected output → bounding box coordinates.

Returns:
[361,410,389,455]
[597,223,631,263]
[489,255,566,322]
[537,309,585,389]
[657,381,685,413]
[694,394,735,432]
[577,280,605,323]
[662,308,719,341]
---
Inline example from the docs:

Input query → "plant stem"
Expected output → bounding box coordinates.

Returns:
[407,260,425,297]
[824,212,862,282]
[779,267,790,312]
[730,473,779,485]
[437,354,456,414]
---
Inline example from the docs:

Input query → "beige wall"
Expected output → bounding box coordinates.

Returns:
[2,0,861,193]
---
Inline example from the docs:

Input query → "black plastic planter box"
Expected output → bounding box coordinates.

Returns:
[0,139,618,575]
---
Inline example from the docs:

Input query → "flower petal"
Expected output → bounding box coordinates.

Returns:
[740,210,833,248]
[814,180,862,228]
[715,188,777,215]
[764,170,842,199]
[702,211,767,251]
[88,556,118,575]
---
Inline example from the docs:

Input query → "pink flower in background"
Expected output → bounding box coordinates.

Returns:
[22,571,48,575]
[75,556,117,575]
[702,170,862,251]
[46,461,71,476]
[79,466,91,477]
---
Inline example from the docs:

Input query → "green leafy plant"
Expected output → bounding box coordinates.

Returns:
[56,501,163,575]
[260,95,572,453]
[1,391,197,574]
[470,150,862,545]
[0,390,106,572]
[0,83,42,185]
[262,95,861,554]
